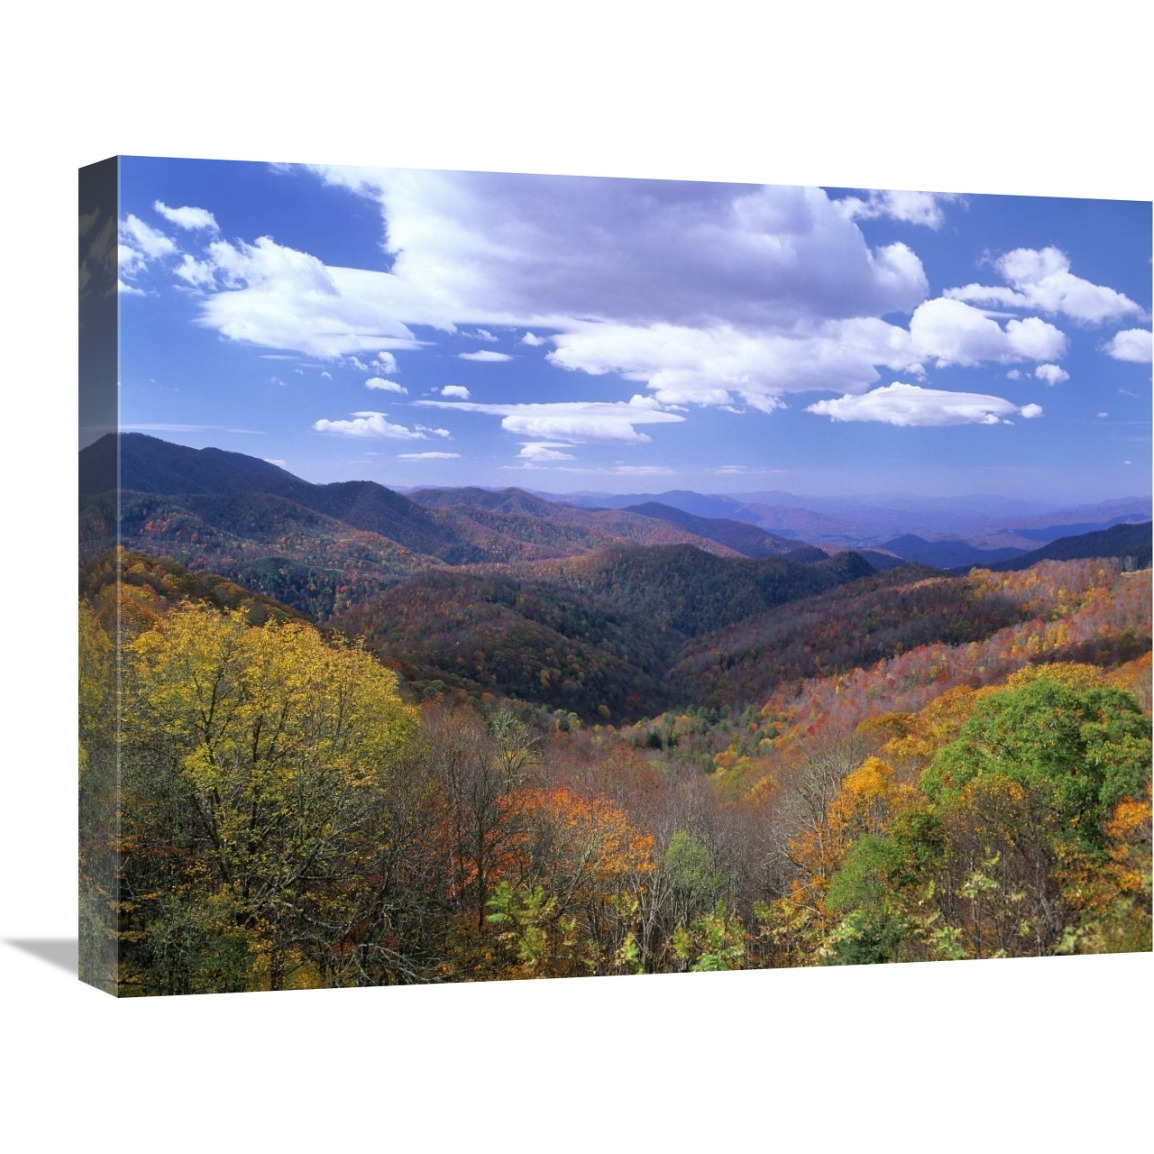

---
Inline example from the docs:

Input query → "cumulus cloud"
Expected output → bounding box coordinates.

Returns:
[398,451,461,460]
[806,382,1044,426]
[458,350,513,362]
[313,166,929,327]
[908,298,1067,367]
[440,385,470,399]
[366,376,407,394]
[838,190,961,229]
[548,317,923,411]
[945,247,1143,325]
[1034,363,1069,386]
[185,236,441,358]
[417,394,685,443]
[521,332,547,346]
[313,411,426,439]
[153,201,219,231]
[1102,328,1153,363]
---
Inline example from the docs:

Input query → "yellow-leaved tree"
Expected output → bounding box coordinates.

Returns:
[121,602,418,994]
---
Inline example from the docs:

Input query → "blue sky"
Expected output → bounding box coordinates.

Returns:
[100,158,1152,501]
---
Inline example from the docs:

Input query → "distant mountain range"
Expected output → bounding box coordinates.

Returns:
[79,434,1152,722]
[551,486,1152,550]
[80,434,1152,610]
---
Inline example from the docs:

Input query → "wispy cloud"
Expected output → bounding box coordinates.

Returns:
[837,190,962,230]
[397,451,461,460]
[458,350,513,362]
[518,442,576,462]
[153,201,219,232]
[417,395,685,443]
[366,376,407,394]
[120,422,264,434]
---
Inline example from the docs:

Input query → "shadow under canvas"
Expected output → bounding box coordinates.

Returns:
[6,939,79,976]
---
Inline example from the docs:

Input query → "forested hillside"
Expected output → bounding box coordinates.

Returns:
[79,436,1153,995]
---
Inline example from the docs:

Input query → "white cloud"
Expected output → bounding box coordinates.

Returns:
[521,332,547,346]
[153,201,219,232]
[806,382,1044,426]
[117,279,146,296]
[458,350,514,362]
[119,214,177,280]
[440,385,470,399]
[313,166,929,328]
[365,376,407,394]
[313,411,426,439]
[838,190,961,230]
[518,442,576,462]
[908,298,1067,367]
[465,328,497,342]
[612,465,676,475]
[1034,363,1070,386]
[945,247,1143,325]
[121,214,176,259]
[398,451,461,460]
[1102,328,1153,363]
[714,464,783,476]
[371,351,399,375]
[416,425,452,438]
[188,236,439,358]
[417,394,685,443]
[1097,411,1109,418]
[548,317,923,412]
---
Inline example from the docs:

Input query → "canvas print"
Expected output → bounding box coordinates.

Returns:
[79,158,1152,996]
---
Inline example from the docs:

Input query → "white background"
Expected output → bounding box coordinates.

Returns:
[0,3,1149,1148]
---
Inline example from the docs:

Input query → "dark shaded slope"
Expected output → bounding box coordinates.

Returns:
[881,533,1025,569]
[334,569,677,721]
[335,545,876,721]
[670,563,1027,708]
[535,544,875,636]
[623,501,800,557]
[82,432,469,561]
[984,522,1152,572]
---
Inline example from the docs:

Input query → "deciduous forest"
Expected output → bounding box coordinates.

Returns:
[79,451,1152,994]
